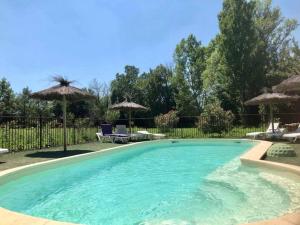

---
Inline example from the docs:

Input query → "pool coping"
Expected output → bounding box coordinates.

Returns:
[240,139,300,225]
[0,139,300,225]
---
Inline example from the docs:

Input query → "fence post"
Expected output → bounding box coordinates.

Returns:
[73,119,76,145]
[39,116,43,149]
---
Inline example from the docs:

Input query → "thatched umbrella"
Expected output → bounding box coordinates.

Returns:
[273,75,300,94]
[245,93,300,132]
[31,76,94,151]
[109,100,147,133]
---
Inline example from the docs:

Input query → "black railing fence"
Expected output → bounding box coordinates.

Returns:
[0,113,299,151]
[0,116,101,151]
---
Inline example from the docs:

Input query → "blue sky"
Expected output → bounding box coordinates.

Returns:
[0,0,299,93]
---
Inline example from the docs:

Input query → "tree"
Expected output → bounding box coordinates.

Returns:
[202,46,235,111]
[15,87,52,117]
[88,79,109,120]
[255,0,299,86]
[173,34,206,116]
[0,78,16,116]
[139,65,175,116]
[218,0,264,115]
[111,65,142,103]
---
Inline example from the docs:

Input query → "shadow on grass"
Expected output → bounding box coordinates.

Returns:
[25,150,93,159]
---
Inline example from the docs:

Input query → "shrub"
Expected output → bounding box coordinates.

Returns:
[154,110,179,132]
[105,110,120,124]
[199,102,234,134]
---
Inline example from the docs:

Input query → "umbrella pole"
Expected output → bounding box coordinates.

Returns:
[63,95,67,151]
[129,110,132,134]
[270,104,274,133]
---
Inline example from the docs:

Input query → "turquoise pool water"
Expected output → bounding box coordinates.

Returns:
[0,140,299,225]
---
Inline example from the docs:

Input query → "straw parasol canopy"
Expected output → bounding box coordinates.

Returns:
[31,76,94,151]
[109,100,147,133]
[245,93,300,132]
[31,79,93,101]
[244,93,300,105]
[273,75,300,94]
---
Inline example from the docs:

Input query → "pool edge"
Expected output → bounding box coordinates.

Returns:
[240,140,300,176]
[1,139,300,225]
[240,139,300,225]
[0,142,143,225]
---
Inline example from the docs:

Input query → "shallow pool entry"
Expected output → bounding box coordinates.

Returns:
[0,140,299,225]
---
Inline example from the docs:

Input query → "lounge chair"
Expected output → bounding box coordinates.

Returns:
[246,122,282,139]
[96,124,129,144]
[137,130,166,139]
[115,125,145,141]
[283,124,300,142]
[0,148,8,154]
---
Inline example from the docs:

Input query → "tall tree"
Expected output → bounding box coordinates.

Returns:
[140,65,175,116]
[255,0,299,86]
[0,78,16,116]
[111,65,142,103]
[202,45,235,111]
[173,34,206,116]
[88,79,109,119]
[16,87,38,117]
[218,0,263,115]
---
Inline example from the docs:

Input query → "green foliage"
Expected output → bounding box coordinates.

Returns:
[218,0,264,115]
[139,65,175,116]
[111,65,142,103]
[105,110,120,124]
[172,34,206,116]
[1,0,300,124]
[88,79,109,120]
[0,78,16,116]
[154,110,179,132]
[199,101,234,134]
[254,0,299,86]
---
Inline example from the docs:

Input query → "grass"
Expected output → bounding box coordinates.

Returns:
[0,127,98,151]
[0,126,267,151]
[0,142,118,171]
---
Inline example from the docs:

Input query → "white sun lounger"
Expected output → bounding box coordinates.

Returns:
[0,148,9,154]
[116,125,146,141]
[246,123,281,139]
[283,124,300,142]
[137,130,166,139]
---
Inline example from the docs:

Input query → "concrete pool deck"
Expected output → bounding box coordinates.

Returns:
[0,140,299,225]
[240,140,300,225]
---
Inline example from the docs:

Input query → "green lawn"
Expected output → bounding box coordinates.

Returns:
[0,127,98,151]
[0,142,118,171]
[0,126,267,151]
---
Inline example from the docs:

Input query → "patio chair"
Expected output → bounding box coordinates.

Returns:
[96,124,129,144]
[116,125,145,141]
[137,130,166,140]
[246,122,282,139]
[96,124,113,143]
[283,124,300,142]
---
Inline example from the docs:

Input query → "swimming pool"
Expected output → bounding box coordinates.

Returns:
[0,139,299,225]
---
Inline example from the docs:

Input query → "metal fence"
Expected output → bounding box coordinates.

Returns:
[0,113,299,151]
[0,116,100,151]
